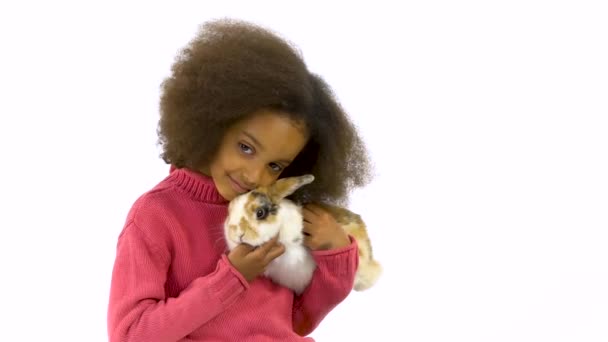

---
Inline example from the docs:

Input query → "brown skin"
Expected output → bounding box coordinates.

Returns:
[228,236,285,282]
[201,109,308,202]
[158,19,373,207]
[153,18,373,335]
[156,19,372,286]
[202,110,348,281]
[303,203,350,250]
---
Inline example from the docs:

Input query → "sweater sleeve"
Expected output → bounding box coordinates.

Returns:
[292,235,359,336]
[107,222,249,342]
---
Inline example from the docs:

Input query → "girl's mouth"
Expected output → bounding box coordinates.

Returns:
[228,175,249,194]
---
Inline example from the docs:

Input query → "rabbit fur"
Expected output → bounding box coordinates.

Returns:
[223,174,382,295]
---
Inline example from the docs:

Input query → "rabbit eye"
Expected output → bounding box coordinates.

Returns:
[256,207,269,220]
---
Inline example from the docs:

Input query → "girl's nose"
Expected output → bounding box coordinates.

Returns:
[243,166,265,189]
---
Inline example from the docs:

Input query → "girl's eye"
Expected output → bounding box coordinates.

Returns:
[269,163,283,172]
[239,143,254,154]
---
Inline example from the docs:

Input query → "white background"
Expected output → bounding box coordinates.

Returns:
[1,1,607,341]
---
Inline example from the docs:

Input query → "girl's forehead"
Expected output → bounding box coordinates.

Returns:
[236,110,307,134]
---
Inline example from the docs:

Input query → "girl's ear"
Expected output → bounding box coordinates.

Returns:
[269,174,314,202]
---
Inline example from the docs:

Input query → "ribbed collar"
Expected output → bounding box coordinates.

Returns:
[167,167,228,204]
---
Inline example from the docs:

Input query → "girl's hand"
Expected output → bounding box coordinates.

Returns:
[302,203,350,251]
[227,235,285,282]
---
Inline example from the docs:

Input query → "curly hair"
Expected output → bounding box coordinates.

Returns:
[158,18,372,205]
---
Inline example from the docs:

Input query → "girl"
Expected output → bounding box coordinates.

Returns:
[107,18,372,341]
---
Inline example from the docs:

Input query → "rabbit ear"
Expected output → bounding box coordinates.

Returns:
[269,174,314,201]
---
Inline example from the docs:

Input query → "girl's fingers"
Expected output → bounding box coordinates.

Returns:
[302,222,313,236]
[264,244,285,264]
[233,243,255,256]
[303,235,314,249]
[302,206,319,219]
[252,235,280,256]
[304,203,322,215]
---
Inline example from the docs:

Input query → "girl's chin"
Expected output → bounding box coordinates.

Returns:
[227,175,249,195]
[216,182,236,201]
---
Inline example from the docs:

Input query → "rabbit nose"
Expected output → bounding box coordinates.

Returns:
[238,232,245,242]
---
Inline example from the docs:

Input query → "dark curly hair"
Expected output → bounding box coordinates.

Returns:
[158,18,372,205]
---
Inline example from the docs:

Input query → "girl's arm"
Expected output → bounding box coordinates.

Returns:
[291,236,359,336]
[107,222,248,342]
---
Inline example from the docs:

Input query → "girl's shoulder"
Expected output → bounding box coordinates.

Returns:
[118,176,183,245]
[126,177,182,223]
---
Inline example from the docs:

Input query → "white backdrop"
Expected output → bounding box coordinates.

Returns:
[1,1,607,341]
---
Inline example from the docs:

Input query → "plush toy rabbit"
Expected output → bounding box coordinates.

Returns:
[223,174,382,295]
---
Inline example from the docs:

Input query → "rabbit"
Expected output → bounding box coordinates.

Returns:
[223,174,382,295]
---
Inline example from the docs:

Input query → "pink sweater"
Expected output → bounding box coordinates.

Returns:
[107,167,359,341]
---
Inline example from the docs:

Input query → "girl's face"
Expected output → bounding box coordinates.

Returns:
[203,109,309,201]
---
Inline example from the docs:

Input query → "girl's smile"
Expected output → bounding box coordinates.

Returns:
[203,109,309,201]
[228,174,251,194]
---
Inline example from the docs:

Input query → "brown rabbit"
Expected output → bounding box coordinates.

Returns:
[224,174,382,294]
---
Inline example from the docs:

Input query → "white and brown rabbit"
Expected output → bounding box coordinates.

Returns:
[223,174,382,295]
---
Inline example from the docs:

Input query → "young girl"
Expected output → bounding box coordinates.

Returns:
[107,18,372,341]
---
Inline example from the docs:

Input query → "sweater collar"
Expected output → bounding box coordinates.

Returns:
[168,166,228,204]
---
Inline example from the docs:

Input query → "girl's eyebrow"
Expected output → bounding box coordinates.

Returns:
[243,130,293,164]
[243,131,264,151]
[277,158,293,165]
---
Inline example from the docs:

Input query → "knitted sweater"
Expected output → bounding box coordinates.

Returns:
[107,167,359,341]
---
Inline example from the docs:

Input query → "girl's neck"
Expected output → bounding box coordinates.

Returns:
[168,167,227,204]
